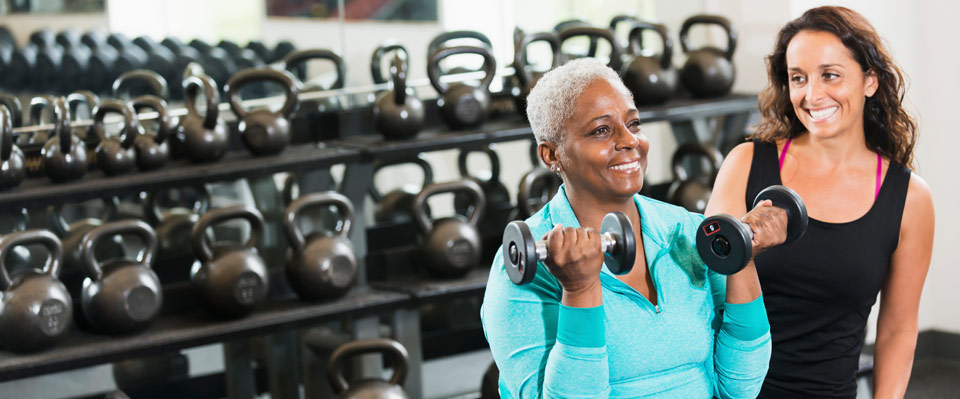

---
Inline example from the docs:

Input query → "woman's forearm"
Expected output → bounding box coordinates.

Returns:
[873,327,918,399]
[725,261,762,304]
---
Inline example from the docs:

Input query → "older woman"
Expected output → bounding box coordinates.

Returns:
[708,6,935,398]
[481,58,783,398]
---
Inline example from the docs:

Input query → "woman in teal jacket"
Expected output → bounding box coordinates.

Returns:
[481,58,783,398]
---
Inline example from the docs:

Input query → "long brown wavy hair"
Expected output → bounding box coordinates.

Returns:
[753,6,917,168]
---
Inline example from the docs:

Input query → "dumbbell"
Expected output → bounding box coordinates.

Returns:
[503,212,636,285]
[695,185,808,275]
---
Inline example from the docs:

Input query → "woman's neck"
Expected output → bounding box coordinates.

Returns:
[564,186,640,230]
[793,126,872,167]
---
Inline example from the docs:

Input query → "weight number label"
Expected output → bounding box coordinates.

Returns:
[234,273,263,305]
[39,299,67,336]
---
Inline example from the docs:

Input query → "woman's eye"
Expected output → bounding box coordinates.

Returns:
[628,120,641,129]
[591,126,610,136]
[790,75,806,85]
[823,72,839,80]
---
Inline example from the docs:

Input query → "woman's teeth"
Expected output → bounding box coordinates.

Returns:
[611,161,639,171]
[809,106,838,121]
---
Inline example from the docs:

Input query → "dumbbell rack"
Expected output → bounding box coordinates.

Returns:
[0,92,757,399]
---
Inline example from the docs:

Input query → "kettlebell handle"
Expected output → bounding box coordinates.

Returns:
[284,192,354,252]
[390,52,409,106]
[183,74,220,130]
[529,139,540,166]
[427,30,492,56]
[93,100,140,149]
[514,31,561,87]
[280,49,346,90]
[427,45,497,94]
[679,14,737,60]
[628,21,674,70]
[518,167,562,218]
[112,69,169,99]
[66,90,100,122]
[371,41,409,85]
[0,229,63,291]
[557,26,624,72]
[0,106,12,162]
[80,219,158,281]
[145,185,210,225]
[48,196,120,237]
[413,180,486,233]
[609,14,639,50]
[368,155,434,202]
[226,68,300,119]
[671,142,724,183]
[327,338,410,394]
[0,94,22,128]
[132,95,171,145]
[29,95,68,148]
[457,145,502,185]
[192,206,265,263]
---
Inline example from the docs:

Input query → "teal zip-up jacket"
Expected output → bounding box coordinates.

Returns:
[481,186,771,398]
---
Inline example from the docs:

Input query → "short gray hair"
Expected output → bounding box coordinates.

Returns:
[526,58,633,145]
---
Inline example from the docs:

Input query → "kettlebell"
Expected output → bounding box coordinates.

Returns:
[112,69,169,100]
[428,45,496,130]
[609,15,640,50]
[145,185,210,260]
[369,156,434,224]
[66,90,100,168]
[284,192,357,301]
[280,49,345,114]
[427,30,492,78]
[24,94,56,148]
[454,145,511,217]
[40,96,89,183]
[0,93,23,130]
[49,197,123,290]
[370,40,408,87]
[80,220,162,334]
[666,142,723,213]
[0,229,73,353]
[176,73,228,163]
[0,105,25,190]
[414,180,485,278]
[328,339,411,399]
[557,26,624,72]
[374,52,425,139]
[190,206,269,318]
[553,20,599,62]
[513,31,561,116]
[131,95,170,170]
[516,167,562,219]
[0,209,35,276]
[226,68,300,156]
[622,21,677,105]
[93,99,140,176]
[679,14,738,98]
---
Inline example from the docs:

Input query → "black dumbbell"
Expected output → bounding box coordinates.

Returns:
[8,45,38,91]
[696,185,808,275]
[61,44,93,92]
[503,212,636,285]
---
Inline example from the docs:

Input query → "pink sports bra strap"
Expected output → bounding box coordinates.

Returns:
[778,138,882,200]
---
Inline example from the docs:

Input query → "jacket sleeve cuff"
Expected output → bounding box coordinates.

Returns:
[721,295,769,341]
[557,304,605,348]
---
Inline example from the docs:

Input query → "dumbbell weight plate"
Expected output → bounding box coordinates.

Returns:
[753,185,808,246]
[695,213,753,275]
[503,221,538,285]
[600,212,636,275]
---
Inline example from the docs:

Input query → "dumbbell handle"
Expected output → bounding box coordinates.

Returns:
[533,232,618,261]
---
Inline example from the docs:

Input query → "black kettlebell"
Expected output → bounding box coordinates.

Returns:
[80,220,162,334]
[369,156,435,224]
[557,26,624,72]
[374,52,425,139]
[24,94,57,147]
[66,90,101,170]
[328,339,411,399]
[61,44,93,93]
[666,142,723,213]
[454,145,511,216]
[284,192,357,301]
[516,167,562,219]
[0,105,25,190]
[679,15,738,98]
[8,45,38,92]
[427,30,492,78]
[49,197,123,288]
[370,40,408,87]
[622,21,677,105]
[414,180,485,278]
[553,20,599,61]
[93,99,140,176]
[176,73,228,163]
[112,69,169,100]
[190,206,269,318]
[40,96,89,182]
[0,209,34,276]
[610,15,640,50]
[226,68,300,156]
[0,229,73,353]
[513,31,561,116]
[428,45,496,130]
[131,95,170,170]
[281,49,346,114]
[0,94,22,130]
[144,185,210,259]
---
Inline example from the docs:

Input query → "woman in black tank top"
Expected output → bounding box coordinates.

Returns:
[706,6,935,399]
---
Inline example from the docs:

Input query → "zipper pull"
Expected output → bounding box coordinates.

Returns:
[655,304,661,314]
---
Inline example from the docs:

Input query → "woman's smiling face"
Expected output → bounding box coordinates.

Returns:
[549,78,649,202]
[786,29,878,139]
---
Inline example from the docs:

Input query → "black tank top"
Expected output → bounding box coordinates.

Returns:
[747,139,911,399]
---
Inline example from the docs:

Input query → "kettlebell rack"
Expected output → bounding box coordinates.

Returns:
[0,90,757,399]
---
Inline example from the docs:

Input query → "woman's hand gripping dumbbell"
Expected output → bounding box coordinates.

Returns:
[697,185,809,274]
[503,212,637,285]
